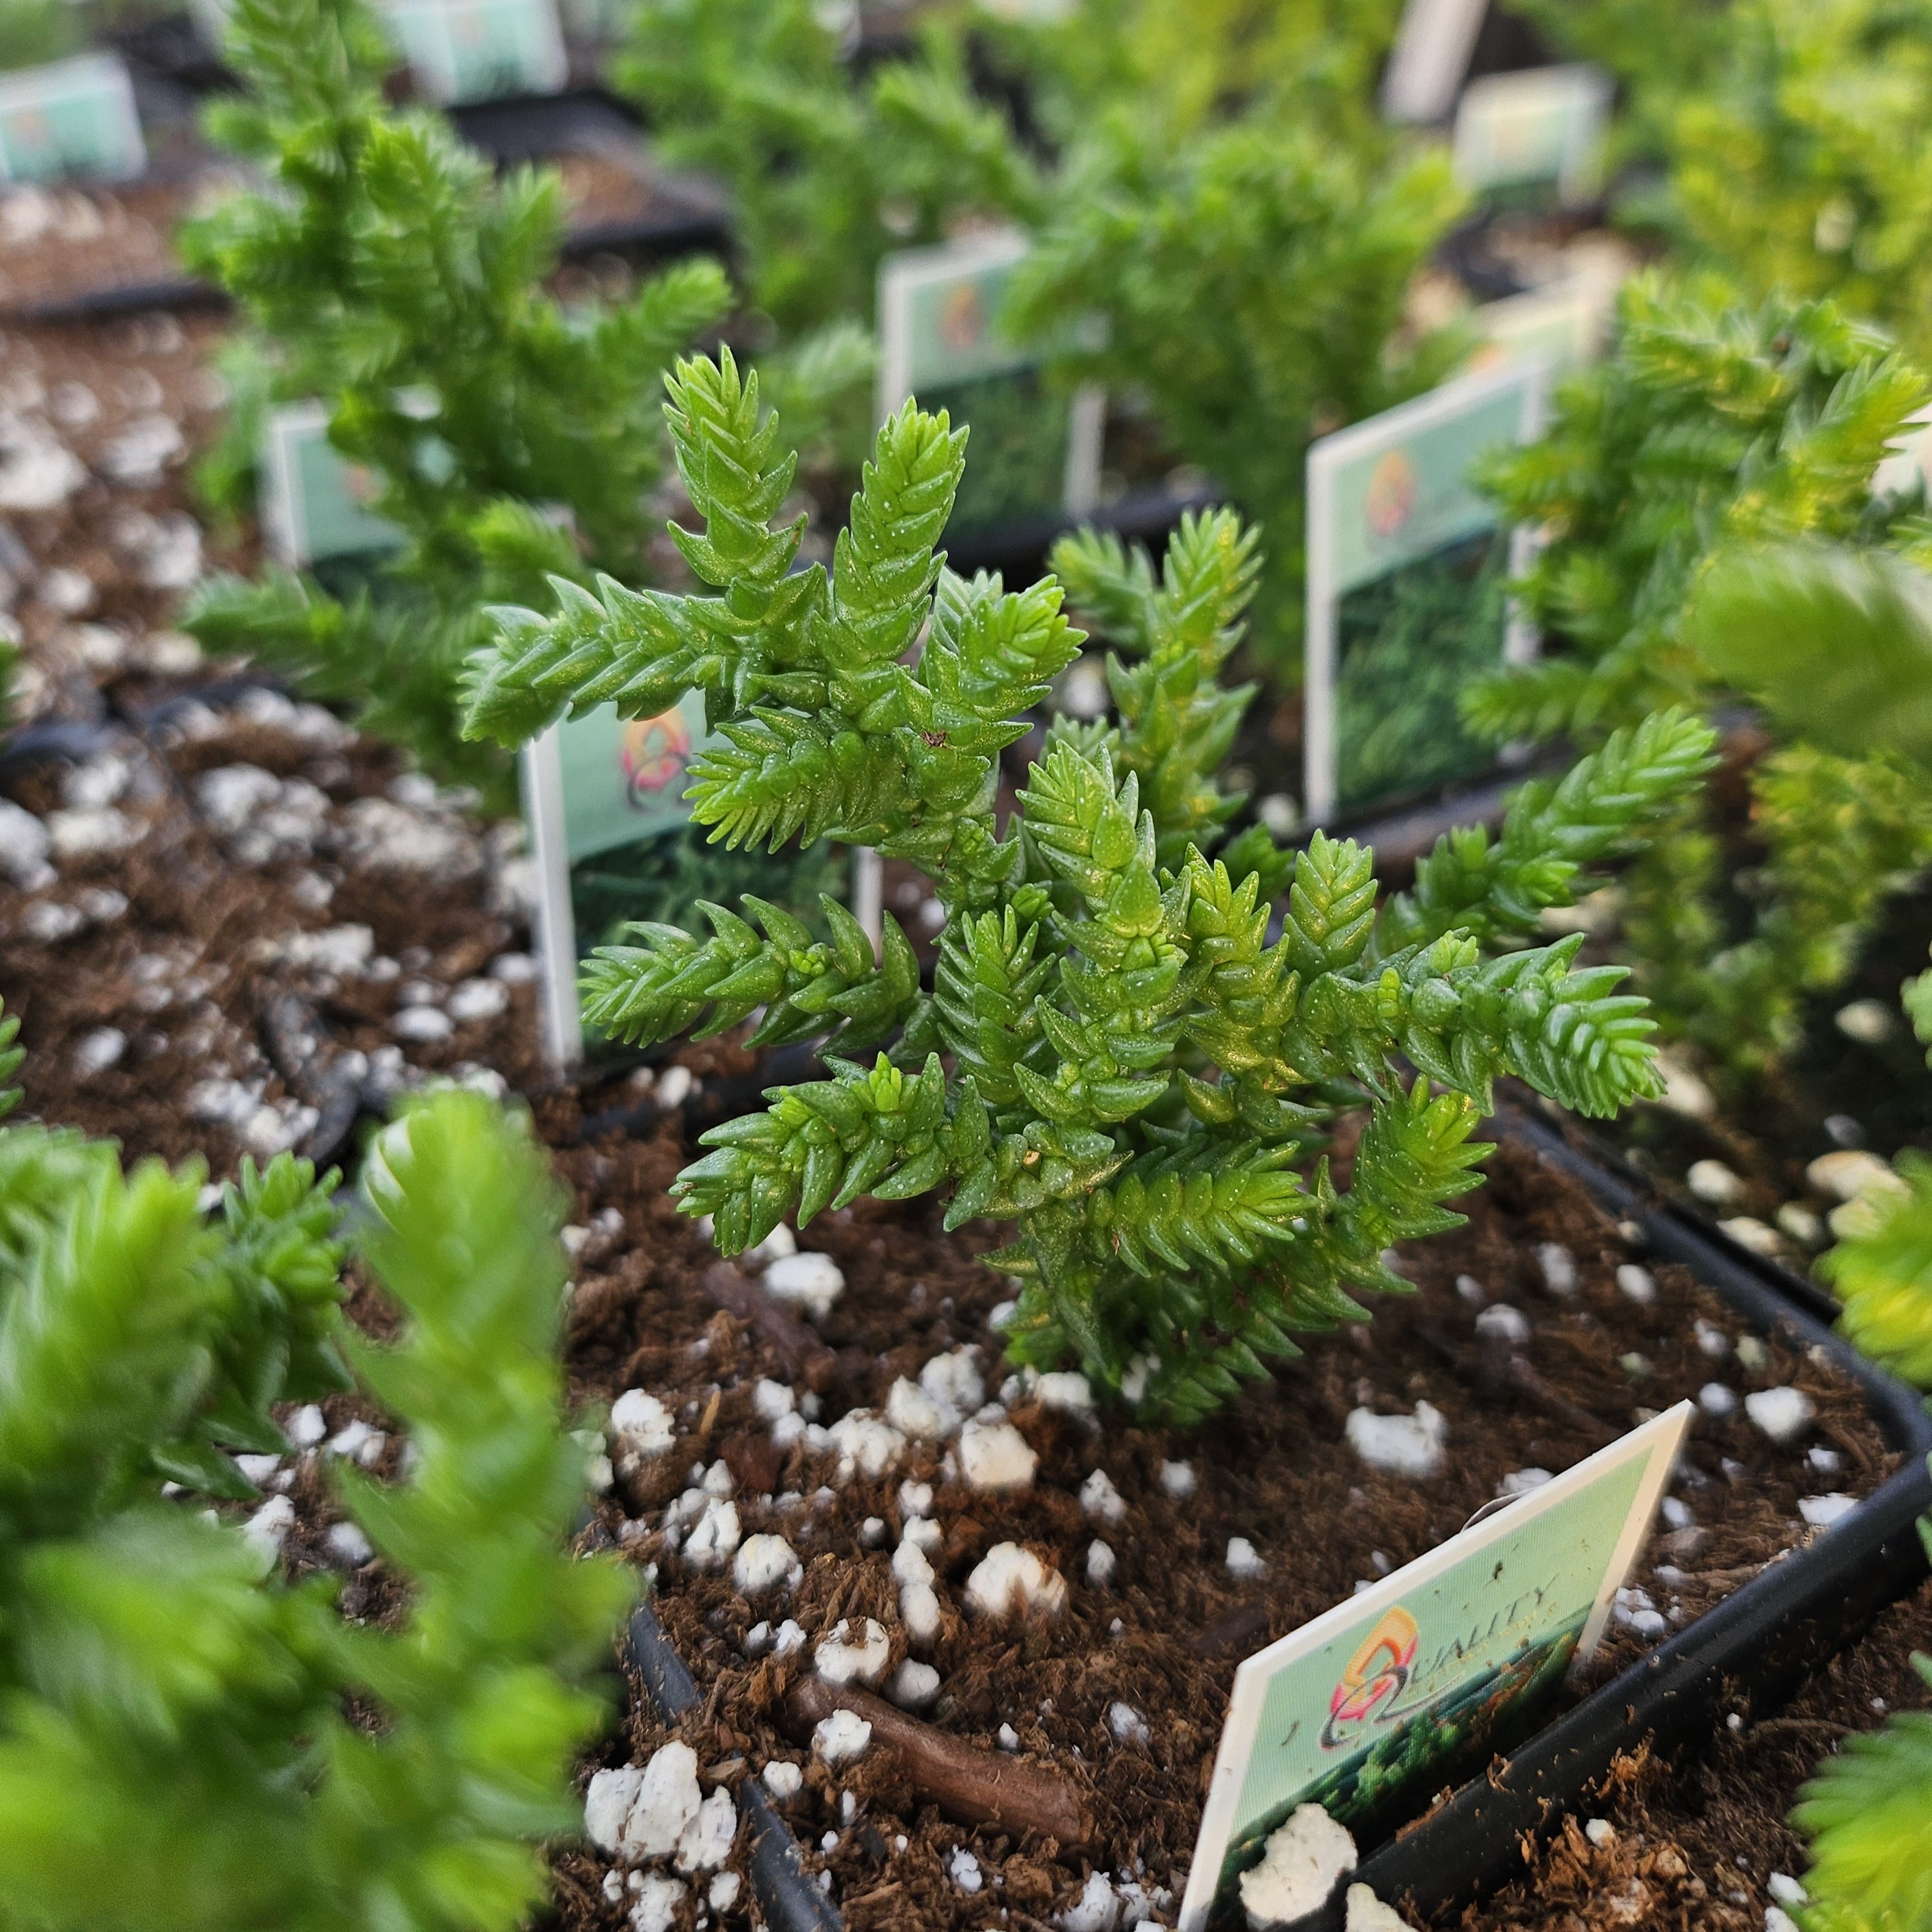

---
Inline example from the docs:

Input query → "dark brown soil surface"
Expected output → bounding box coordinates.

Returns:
[539,1101,1897,1932]
[1444,1577,1932,1932]
[0,310,547,1170]
[0,292,1913,1932]
[0,172,227,315]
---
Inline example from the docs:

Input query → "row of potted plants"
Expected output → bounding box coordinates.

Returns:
[4,1,1932,1929]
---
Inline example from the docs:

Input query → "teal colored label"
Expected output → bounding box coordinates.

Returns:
[270,410,403,565]
[1326,383,1520,598]
[387,0,565,104]
[903,252,1034,389]
[558,694,712,866]
[0,57,144,185]
[1217,1449,1652,1899]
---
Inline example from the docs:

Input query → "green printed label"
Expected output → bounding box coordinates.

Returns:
[1323,380,1525,598]
[1453,64,1611,205]
[878,233,1103,539]
[262,404,403,568]
[385,0,567,104]
[1180,1406,1690,1932]
[0,54,145,185]
[556,694,712,866]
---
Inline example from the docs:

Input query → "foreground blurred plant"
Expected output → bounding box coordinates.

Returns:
[0,1030,627,1930]
[175,0,732,805]
[1466,274,1932,1081]
[465,350,1706,1423]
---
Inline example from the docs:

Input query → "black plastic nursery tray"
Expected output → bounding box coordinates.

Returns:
[603,1098,1932,1932]
[1325,1102,1932,1932]
[448,89,732,262]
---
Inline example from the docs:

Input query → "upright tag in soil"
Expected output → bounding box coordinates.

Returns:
[0,53,146,187]
[382,0,568,105]
[258,401,405,572]
[1452,64,1613,210]
[1302,358,1550,825]
[875,228,1103,547]
[1179,1403,1694,1932]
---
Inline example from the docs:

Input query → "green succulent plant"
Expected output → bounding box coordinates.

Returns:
[1465,274,1932,1080]
[1669,0,1932,366]
[1007,106,1468,679]
[463,348,1708,1424]
[175,0,734,807]
[0,1012,629,1932]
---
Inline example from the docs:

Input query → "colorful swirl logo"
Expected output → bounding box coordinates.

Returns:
[1363,448,1419,541]
[1321,1605,1419,1748]
[620,707,692,806]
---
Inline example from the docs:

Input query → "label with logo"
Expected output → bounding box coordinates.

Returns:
[876,230,1103,543]
[383,0,567,105]
[1178,1403,1694,1932]
[0,53,146,187]
[259,402,404,569]
[1453,64,1613,208]
[1466,277,1618,380]
[522,694,710,1063]
[1303,359,1550,823]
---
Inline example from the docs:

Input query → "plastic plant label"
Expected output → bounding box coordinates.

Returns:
[876,229,1103,545]
[0,53,146,187]
[259,402,404,570]
[1178,1403,1694,1932]
[522,696,711,1063]
[1381,0,1488,126]
[1452,64,1613,208]
[383,0,567,106]
[521,698,867,1063]
[1302,359,1549,824]
[1466,277,1617,379]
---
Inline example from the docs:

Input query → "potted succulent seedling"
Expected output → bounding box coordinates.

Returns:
[450,354,1932,1932]
[463,346,1705,1414]
[0,992,633,1930]
[1461,275,1932,1244]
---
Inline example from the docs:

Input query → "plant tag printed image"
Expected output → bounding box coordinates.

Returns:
[521,699,855,1064]
[1303,359,1549,824]
[383,0,567,105]
[1468,276,1620,379]
[877,229,1103,544]
[1453,64,1613,209]
[259,401,404,570]
[0,52,145,186]
[1179,1403,1694,1932]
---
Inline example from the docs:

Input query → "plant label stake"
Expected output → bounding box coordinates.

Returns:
[873,228,1103,951]
[1303,358,1551,826]
[876,228,1104,544]
[522,696,712,1065]
[1452,64,1613,209]
[382,0,567,105]
[1468,277,1622,380]
[1179,1402,1694,1932]
[0,53,145,187]
[521,703,873,1065]
[1381,0,1489,126]
[258,401,405,571]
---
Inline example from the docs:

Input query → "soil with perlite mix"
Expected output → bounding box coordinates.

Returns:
[533,1094,1894,1932]
[0,301,1909,1932]
[1443,1577,1932,1932]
